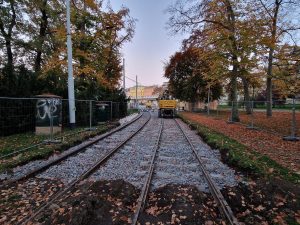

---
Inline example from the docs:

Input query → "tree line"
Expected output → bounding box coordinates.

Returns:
[0,0,135,101]
[165,0,300,121]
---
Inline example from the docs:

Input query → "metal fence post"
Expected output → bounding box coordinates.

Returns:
[207,86,210,116]
[283,98,299,141]
[50,98,54,142]
[227,101,234,123]
[110,101,113,121]
[85,100,96,131]
[47,98,61,143]
[89,100,92,130]
[247,101,257,130]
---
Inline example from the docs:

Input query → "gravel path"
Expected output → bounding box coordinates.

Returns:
[34,113,149,184]
[0,113,142,181]
[90,114,237,192]
[175,119,237,189]
[89,112,161,188]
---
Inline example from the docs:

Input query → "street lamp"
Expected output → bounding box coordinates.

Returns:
[66,0,76,128]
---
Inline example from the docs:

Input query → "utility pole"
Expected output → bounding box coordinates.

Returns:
[123,58,125,91]
[136,75,138,109]
[66,0,76,128]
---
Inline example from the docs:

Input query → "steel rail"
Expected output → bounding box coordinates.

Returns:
[4,113,143,185]
[19,112,151,225]
[131,118,164,225]
[174,119,239,225]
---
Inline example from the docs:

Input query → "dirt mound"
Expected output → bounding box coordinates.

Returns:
[138,184,224,224]
[36,181,224,225]
[37,180,139,225]
[222,178,300,224]
[35,178,300,224]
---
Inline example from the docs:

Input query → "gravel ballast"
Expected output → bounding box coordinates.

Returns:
[0,113,141,181]
[36,113,149,184]
[90,113,238,192]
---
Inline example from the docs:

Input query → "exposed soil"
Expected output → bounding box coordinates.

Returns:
[0,178,64,224]
[222,178,300,225]
[33,180,224,225]
[28,178,300,225]
[139,185,225,225]
[35,180,139,225]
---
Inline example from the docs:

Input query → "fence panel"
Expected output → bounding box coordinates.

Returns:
[0,97,129,163]
[189,99,299,140]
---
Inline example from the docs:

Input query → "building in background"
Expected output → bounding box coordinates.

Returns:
[126,85,162,109]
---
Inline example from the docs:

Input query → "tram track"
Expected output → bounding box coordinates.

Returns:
[175,119,239,225]
[1,113,241,225]
[17,112,151,225]
[1,113,144,185]
[131,118,239,225]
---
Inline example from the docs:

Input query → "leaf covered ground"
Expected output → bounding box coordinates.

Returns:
[0,178,65,224]
[14,179,300,225]
[181,112,300,174]
[211,110,300,136]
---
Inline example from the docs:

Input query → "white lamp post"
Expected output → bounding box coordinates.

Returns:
[66,0,76,128]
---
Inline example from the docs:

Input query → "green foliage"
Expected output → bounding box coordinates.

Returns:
[0,1,135,136]
[164,48,222,103]
[0,0,135,99]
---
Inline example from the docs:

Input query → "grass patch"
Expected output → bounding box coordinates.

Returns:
[0,133,48,157]
[179,114,300,184]
[127,108,139,115]
[0,123,117,173]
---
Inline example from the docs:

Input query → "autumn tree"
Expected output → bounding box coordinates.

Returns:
[164,48,222,104]
[43,1,135,99]
[0,0,135,99]
[271,44,300,99]
[0,0,22,92]
[255,0,300,116]
[20,0,64,74]
[167,0,264,121]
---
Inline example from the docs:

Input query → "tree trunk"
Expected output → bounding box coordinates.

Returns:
[225,0,240,122]
[231,67,240,122]
[266,45,274,117]
[5,39,14,73]
[242,77,251,114]
[34,0,48,74]
[266,76,273,116]
[266,0,280,117]
[0,0,17,89]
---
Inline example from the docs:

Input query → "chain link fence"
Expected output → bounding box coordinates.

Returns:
[0,97,129,160]
[191,99,300,140]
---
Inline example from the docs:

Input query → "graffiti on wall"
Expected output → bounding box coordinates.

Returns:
[36,98,62,127]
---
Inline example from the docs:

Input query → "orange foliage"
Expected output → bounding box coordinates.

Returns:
[182,112,300,173]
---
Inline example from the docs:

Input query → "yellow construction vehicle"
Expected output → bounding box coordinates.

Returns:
[158,90,177,118]
[158,99,177,118]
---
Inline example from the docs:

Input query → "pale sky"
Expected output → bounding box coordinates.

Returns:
[109,0,186,88]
